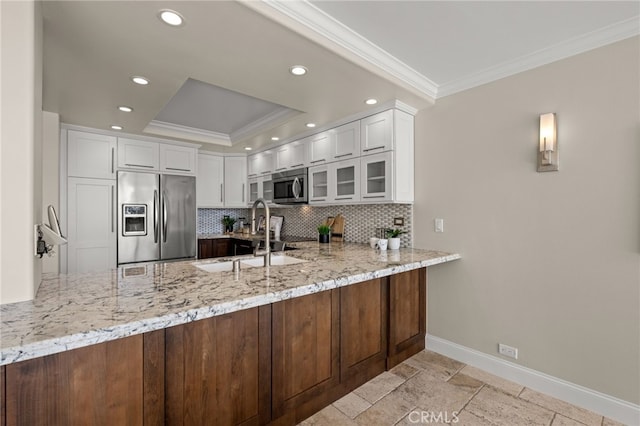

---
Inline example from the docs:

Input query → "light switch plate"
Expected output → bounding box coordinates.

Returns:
[435,218,444,233]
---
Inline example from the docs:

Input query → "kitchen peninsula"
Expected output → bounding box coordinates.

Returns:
[1,242,459,425]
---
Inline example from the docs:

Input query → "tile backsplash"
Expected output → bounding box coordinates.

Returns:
[198,204,413,247]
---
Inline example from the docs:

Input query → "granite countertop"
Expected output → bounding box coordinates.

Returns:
[0,242,460,366]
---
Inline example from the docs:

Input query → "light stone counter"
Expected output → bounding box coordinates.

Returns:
[0,242,460,366]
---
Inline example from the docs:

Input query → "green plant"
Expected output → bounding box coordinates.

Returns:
[222,216,237,227]
[317,224,331,235]
[386,228,406,238]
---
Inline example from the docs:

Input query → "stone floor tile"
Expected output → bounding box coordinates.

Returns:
[520,388,603,426]
[446,409,496,425]
[403,350,465,377]
[332,392,372,419]
[551,413,590,426]
[299,404,356,426]
[354,390,416,426]
[393,370,479,415]
[447,372,485,391]
[396,407,468,425]
[458,365,524,396]
[465,386,555,426]
[390,362,421,380]
[353,371,406,404]
[602,417,628,426]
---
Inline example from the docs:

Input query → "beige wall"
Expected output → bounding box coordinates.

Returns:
[414,37,639,404]
[0,0,43,303]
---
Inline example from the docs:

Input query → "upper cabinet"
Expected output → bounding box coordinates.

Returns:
[275,141,307,171]
[117,138,159,170]
[307,131,335,165]
[224,156,247,208]
[334,121,360,160]
[360,109,394,154]
[248,151,273,177]
[67,130,117,179]
[118,138,196,175]
[197,153,224,208]
[160,144,197,174]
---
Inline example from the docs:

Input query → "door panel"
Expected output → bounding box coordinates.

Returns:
[160,175,196,260]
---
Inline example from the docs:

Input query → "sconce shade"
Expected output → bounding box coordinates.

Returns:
[538,112,558,172]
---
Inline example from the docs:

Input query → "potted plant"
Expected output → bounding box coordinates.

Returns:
[222,216,237,234]
[317,224,331,243]
[386,228,406,250]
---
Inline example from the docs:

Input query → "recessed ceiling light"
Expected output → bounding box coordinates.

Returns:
[365,98,378,105]
[289,65,308,76]
[131,76,149,85]
[110,125,123,130]
[306,123,316,128]
[118,105,133,112]
[271,137,280,141]
[244,147,253,151]
[158,9,184,26]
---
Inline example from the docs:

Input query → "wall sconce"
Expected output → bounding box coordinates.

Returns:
[538,112,558,172]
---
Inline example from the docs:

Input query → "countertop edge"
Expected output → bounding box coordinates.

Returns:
[1,252,461,365]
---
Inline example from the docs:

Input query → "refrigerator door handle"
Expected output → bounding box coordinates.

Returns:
[162,191,168,243]
[153,190,158,243]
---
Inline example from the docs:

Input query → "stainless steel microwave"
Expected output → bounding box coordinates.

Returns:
[272,168,308,204]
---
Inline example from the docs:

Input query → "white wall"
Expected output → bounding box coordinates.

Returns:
[414,37,639,404]
[0,0,43,303]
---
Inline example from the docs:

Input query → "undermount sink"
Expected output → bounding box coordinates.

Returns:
[194,255,308,273]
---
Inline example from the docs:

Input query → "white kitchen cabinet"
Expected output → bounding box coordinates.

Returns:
[334,121,360,160]
[224,156,247,207]
[360,109,394,154]
[248,175,275,205]
[160,144,197,175]
[360,152,393,202]
[67,130,116,179]
[117,138,160,170]
[307,131,335,165]
[248,151,274,177]
[333,158,360,203]
[309,165,329,204]
[197,153,224,207]
[67,177,116,273]
[248,177,260,204]
[275,141,307,171]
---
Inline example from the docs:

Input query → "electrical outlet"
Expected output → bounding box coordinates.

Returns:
[498,343,518,359]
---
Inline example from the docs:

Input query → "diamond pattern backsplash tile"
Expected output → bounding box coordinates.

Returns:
[197,204,413,247]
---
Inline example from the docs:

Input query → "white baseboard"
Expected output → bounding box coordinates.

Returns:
[426,334,640,425]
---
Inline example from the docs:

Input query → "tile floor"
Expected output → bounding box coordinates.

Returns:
[299,350,625,426]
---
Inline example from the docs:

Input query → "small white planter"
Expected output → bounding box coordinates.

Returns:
[388,237,401,250]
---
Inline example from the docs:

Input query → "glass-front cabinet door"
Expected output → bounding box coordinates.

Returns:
[309,165,329,204]
[361,152,392,202]
[333,158,360,203]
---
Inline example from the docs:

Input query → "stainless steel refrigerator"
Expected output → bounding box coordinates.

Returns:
[117,171,196,265]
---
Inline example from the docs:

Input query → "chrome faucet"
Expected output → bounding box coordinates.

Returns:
[250,198,271,267]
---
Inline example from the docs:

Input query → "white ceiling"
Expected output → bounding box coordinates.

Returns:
[41,1,639,153]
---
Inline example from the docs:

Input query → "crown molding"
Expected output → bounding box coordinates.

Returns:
[437,16,640,98]
[242,0,438,101]
[230,107,301,142]
[144,120,232,147]
[248,1,638,101]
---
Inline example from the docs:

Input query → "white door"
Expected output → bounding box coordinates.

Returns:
[361,152,393,202]
[197,154,224,207]
[67,130,116,179]
[333,158,360,203]
[309,165,329,204]
[361,109,393,154]
[67,177,116,272]
[224,156,247,207]
[308,131,334,165]
[160,144,196,174]
[334,121,360,160]
[118,138,160,170]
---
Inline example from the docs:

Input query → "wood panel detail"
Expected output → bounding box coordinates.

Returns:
[165,306,270,425]
[271,289,340,420]
[5,335,144,426]
[143,330,165,426]
[388,268,427,368]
